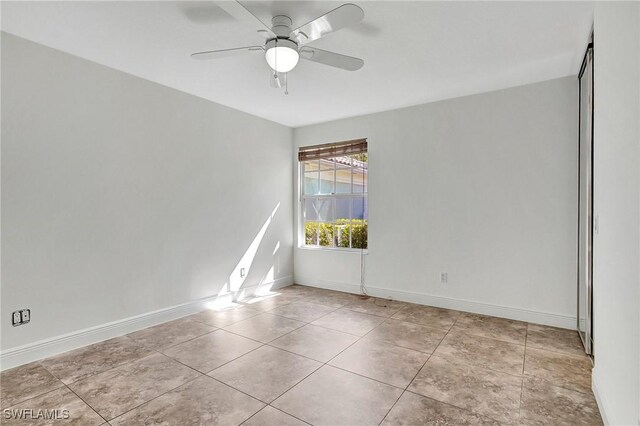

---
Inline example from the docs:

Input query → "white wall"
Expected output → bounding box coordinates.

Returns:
[294,77,579,328]
[1,34,293,354]
[591,3,640,425]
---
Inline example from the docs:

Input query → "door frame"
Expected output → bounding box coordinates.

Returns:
[577,39,594,355]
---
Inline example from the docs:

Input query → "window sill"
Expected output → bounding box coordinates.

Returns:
[298,246,368,255]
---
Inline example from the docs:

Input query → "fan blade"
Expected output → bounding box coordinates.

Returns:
[215,1,276,38]
[270,71,285,88]
[290,3,364,45]
[300,47,364,71]
[191,46,263,60]
[257,29,271,39]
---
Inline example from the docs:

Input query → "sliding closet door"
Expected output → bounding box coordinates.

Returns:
[577,43,593,355]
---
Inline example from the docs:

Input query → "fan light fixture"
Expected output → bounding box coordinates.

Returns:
[190,2,366,95]
[265,39,299,73]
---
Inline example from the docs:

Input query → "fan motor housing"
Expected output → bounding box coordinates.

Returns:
[271,15,293,37]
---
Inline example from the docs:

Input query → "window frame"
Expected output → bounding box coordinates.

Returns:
[299,153,368,252]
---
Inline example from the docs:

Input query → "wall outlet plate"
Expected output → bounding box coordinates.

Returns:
[12,311,21,326]
[440,272,448,284]
[20,309,31,324]
[12,309,30,326]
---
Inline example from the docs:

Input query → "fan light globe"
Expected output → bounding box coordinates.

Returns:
[265,39,299,73]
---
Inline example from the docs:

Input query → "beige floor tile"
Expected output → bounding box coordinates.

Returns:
[243,406,308,426]
[268,301,336,323]
[381,391,500,425]
[276,289,308,300]
[40,337,153,384]
[209,346,321,403]
[408,356,522,424]
[162,329,261,373]
[299,287,334,296]
[302,286,334,293]
[0,363,63,409]
[304,291,361,309]
[434,330,525,376]
[342,297,408,317]
[0,302,598,426]
[67,353,200,420]
[222,313,305,343]
[520,376,602,425]
[526,324,585,356]
[187,306,259,328]
[126,317,216,351]
[240,294,299,312]
[1,386,104,425]
[269,324,359,362]
[365,319,447,353]
[276,285,318,297]
[109,376,264,425]
[391,305,461,330]
[452,313,527,345]
[330,339,429,388]
[311,309,385,336]
[272,365,403,426]
[524,347,592,393]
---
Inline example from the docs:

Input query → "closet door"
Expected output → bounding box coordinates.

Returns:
[577,43,593,355]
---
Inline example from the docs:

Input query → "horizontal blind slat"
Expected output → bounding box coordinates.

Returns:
[298,138,367,161]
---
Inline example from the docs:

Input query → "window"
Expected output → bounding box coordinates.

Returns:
[299,139,368,249]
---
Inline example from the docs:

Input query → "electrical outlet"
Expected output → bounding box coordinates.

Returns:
[11,309,30,326]
[12,311,21,326]
[440,272,448,284]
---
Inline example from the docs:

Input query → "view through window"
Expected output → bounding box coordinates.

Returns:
[301,143,368,249]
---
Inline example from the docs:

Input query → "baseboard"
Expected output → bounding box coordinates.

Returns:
[0,275,293,371]
[591,371,609,425]
[294,276,577,329]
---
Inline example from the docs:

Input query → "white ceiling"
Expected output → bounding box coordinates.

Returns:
[2,1,593,127]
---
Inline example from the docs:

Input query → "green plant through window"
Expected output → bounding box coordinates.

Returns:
[301,153,368,249]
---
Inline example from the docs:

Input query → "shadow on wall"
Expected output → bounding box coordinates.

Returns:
[206,203,282,310]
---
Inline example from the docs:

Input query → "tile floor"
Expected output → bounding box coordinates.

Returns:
[0,285,603,425]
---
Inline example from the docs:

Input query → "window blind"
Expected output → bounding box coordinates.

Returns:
[298,138,367,161]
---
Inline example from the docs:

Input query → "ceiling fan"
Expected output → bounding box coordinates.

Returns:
[191,1,365,94]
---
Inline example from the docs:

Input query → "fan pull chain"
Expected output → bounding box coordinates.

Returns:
[273,39,278,80]
[285,72,289,95]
